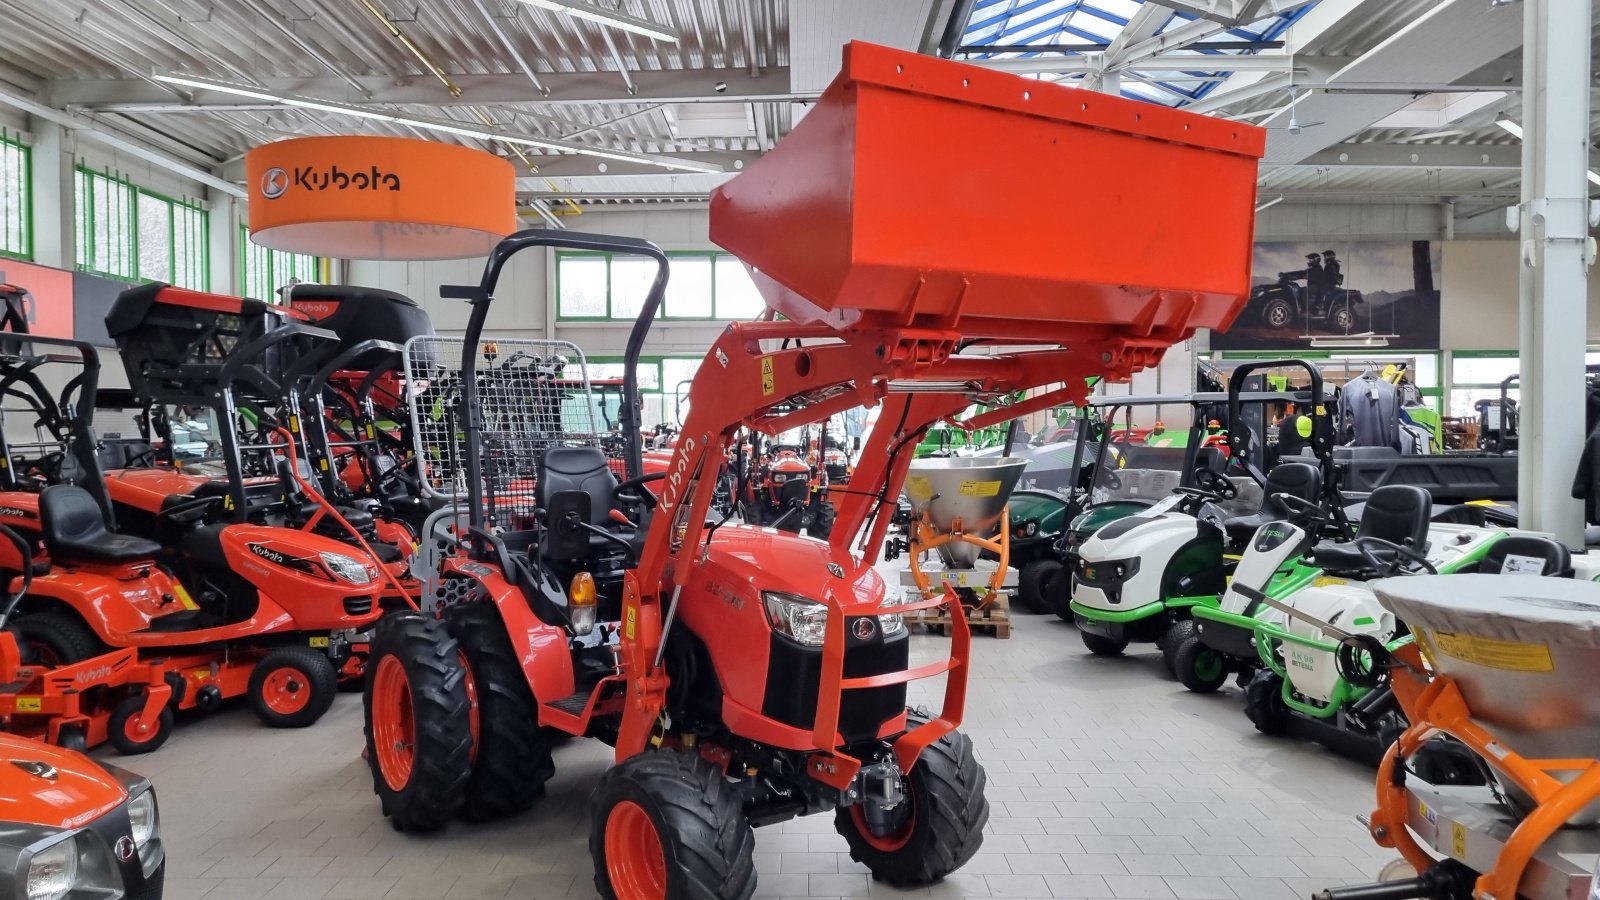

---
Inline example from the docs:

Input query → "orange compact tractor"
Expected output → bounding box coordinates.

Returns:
[361,41,1264,899]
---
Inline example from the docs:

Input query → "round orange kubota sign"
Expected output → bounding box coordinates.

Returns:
[245,136,517,260]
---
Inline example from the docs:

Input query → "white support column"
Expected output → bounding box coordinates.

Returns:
[29,120,73,269]
[1099,69,1122,96]
[1516,0,1592,546]
[208,191,236,295]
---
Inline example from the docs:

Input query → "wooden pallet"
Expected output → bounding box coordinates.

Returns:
[906,592,1011,638]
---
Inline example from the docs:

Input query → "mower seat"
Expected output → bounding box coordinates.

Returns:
[1481,535,1573,577]
[1222,462,1322,546]
[536,446,625,556]
[39,484,162,566]
[1310,484,1431,573]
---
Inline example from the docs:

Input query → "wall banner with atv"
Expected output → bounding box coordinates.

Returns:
[1210,240,1442,351]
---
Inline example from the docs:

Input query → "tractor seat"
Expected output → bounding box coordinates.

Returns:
[1311,484,1431,573]
[39,484,162,566]
[536,445,628,559]
[1222,462,1322,547]
[1481,535,1573,577]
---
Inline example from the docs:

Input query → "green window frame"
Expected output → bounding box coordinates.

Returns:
[555,250,766,321]
[240,225,324,301]
[0,131,30,261]
[74,165,209,289]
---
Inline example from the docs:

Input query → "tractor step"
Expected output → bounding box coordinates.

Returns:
[905,591,1012,639]
[547,691,590,715]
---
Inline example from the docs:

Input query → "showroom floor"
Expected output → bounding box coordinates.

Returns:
[126,612,1392,900]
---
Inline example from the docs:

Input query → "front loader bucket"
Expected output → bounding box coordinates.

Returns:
[711,41,1264,351]
[904,456,1028,567]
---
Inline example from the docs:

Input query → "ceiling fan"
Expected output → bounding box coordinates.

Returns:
[1266,90,1324,135]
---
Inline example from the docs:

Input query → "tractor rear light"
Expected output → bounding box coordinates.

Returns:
[25,837,77,900]
[763,591,827,646]
[570,572,597,636]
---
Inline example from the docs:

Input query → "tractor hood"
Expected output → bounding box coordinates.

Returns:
[0,734,127,829]
[700,525,886,612]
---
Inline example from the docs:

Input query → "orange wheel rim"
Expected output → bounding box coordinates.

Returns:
[260,667,312,715]
[849,795,916,852]
[123,708,155,743]
[605,800,667,900]
[458,650,480,766]
[371,655,415,792]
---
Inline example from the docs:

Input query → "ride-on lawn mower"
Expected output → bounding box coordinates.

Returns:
[1068,364,1338,669]
[359,40,1264,899]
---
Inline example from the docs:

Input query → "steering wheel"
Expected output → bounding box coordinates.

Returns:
[1275,493,1328,524]
[613,472,665,510]
[123,446,159,469]
[1354,536,1437,576]
[23,451,66,482]
[1192,467,1237,499]
[1099,468,1123,491]
[1173,486,1223,502]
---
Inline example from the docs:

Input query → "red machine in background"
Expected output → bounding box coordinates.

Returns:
[359,41,1263,900]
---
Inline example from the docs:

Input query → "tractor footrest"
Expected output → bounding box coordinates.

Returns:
[547,691,590,716]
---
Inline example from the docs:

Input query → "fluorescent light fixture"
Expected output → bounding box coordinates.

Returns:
[1255,196,1285,213]
[514,0,679,43]
[1307,334,1393,349]
[152,73,721,174]
[1495,118,1600,185]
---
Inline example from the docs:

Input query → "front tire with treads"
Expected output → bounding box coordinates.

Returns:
[590,749,757,900]
[835,717,989,886]
[445,603,555,821]
[363,613,472,833]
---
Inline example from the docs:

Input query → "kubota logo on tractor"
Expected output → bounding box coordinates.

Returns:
[249,542,288,565]
[658,436,698,513]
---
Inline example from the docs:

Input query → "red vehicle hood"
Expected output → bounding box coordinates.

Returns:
[701,526,886,611]
[0,733,127,829]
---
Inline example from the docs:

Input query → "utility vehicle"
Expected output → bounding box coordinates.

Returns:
[359,40,1265,900]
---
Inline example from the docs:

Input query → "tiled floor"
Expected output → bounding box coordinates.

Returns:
[120,609,1393,900]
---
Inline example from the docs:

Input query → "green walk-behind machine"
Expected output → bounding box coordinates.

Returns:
[1065,363,1341,672]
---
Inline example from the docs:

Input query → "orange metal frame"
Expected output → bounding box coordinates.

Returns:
[0,632,173,750]
[905,507,1012,609]
[1369,643,1600,899]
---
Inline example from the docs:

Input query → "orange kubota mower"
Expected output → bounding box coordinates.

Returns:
[361,41,1264,899]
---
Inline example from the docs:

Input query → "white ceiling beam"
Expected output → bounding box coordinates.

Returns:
[1256,0,1524,166]
[1295,143,1522,169]
[1183,0,1372,114]
[44,68,805,109]
[968,52,1306,75]
[0,85,244,198]
[1085,3,1169,90]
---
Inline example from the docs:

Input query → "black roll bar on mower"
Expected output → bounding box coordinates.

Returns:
[0,334,114,523]
[441,229,669,539]
[213,322,342,519]
[294,339,406,503]
[1226,358,1354,540]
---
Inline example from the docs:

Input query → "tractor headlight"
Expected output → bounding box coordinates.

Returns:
[127,788,162,875]
[321,551,375,585]
[763,592,827,646]
[25,838,77,900]
[878,594,912,638]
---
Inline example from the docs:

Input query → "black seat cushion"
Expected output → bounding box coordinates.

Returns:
[39,484,161,565]
[1481,535,1573,577]
[1312,484,1431,572]
[1223,462,1322,546]
[536,446,618,529]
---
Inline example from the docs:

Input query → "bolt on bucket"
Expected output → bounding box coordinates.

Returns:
[903,457,1029,567]
[711,41,1265,352]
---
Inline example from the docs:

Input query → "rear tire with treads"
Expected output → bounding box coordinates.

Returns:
[363,613,472,833]
[445,603,555,822]
[1015,559,1060,614]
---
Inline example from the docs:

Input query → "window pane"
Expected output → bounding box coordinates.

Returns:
[138,193,172,283]
[1450,388,1519,419]
[74,170,88,269]
[611,257,656,320]
[0,137,27,258]
[558,255,608,317]
[87,173,135,279]
[172,204,207,290]
[663,358,701,425]
[664,256,713,318]
[1452,356,1519,386]
[714,257,767,319]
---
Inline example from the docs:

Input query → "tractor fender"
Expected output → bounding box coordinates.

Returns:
[451,564,576,709]
[20,571,169,645]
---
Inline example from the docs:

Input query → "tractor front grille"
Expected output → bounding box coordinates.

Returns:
[343,595,374,617]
